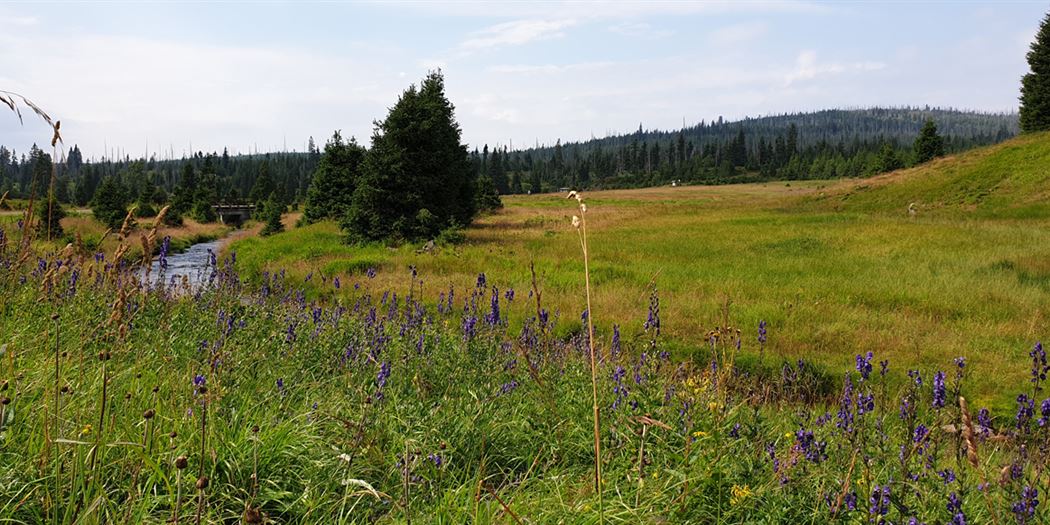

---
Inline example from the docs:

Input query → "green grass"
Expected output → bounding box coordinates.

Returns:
[228,133,1050,408]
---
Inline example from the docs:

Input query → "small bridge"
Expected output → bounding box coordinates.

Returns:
[212,203,255,226]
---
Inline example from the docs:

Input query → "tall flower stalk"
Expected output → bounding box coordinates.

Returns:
[568,190,602,522]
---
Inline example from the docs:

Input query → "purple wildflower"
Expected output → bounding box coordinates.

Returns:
[855,352,874,380]
[1012,486,1039,525]
[932,371,946,409]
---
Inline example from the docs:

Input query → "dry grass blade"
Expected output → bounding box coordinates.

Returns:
[0,90,60,143]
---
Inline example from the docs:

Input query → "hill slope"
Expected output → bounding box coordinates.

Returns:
[808,131,1050,218]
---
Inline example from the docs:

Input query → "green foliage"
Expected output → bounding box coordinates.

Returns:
[90,175,130,229]
[1021,12,1050,132]
[876,142,904,173]
[191,199,217,223]
[475,174,503,211]
[260,195,285,236]
[35,195,64,239]
[343,71,477,243]
[913,119,946,164]
[302,131,365,224]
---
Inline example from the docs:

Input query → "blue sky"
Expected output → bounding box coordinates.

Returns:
[0,1,1043,160]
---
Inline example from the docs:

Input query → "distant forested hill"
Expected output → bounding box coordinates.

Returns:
[0,107,1019,207]
[472,107,1019,193]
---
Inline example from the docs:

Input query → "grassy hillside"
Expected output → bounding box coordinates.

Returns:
[807,131,1050,218]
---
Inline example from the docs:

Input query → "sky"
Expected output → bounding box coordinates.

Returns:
[0,1,1044,160]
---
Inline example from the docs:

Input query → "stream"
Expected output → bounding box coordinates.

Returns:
[139,238,223,289]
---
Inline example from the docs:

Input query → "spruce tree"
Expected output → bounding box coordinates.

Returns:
[1021,12,1050,132]
[36,195,65,240]
[91,175,130,229]
[302,131,365,224]
[476,174,503,211]
[913,119,945,164]
[344,71,476,242]
[876,143,904,173]
[260,194,285,236]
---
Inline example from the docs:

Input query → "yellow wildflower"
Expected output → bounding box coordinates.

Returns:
[730,484,752,505]
[692,430,709,439]
[79,424,92,437]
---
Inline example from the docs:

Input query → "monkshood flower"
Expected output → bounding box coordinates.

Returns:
[938,469,956,485]
[758,320,767,347]
[978,408,992,436]
[836,375,854,434]
[644,288,660,336]
[869,485,890,521]
[954,356,966,379]
[611,324,621,358]
[499,380,518,396]
[1039,398,1050,427]
[1017,394,1035,430]
[476,273,486,289]
[856,352,874,380]
[795,428,827,463]
[334,277,340,289]
[1031,342,1048,390]
[159,236,171,270]
[366,267,376,279]
[427,453,443,468]
[1012,486,1039,525]
[880,360,889,377]
[843,492,857,512]
[908,369,923,387]
[504,288,514,301]
[947,492,966,525]
[611,366,628,410]
[375,361,390,400]
[932,371,946,409]
[485,287,500,326]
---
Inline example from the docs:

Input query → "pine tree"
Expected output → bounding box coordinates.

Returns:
[1021,12,1050,132]
[344,71,476,242]
[91,175,130,229]
[913,119,945,164]
[302,130,365,224]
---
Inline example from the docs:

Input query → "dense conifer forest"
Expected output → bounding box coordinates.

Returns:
[0,107,1017,209]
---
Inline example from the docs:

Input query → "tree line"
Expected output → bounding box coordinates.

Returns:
[469,107,1017,193]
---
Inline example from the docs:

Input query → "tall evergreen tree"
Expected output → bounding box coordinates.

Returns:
[36,195,65,240]
[302,130,365,224]
[913,119,945,164]
[1021,12,1050,132]
[343,71,476,242]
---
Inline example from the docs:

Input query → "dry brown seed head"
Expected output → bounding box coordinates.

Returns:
[244,506,263,524]
[0,396,9,406]
[152,385,159,393]
[252,424,260,434]
[196,476,209,490]
[143,409,155,420]
[124,393,132,400]
[169,431,178,439]
[60,385,69,394]
[175,455,188,469]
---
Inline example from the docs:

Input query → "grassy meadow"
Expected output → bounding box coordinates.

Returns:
[3,134,1050,523]
[230,132,1050,408]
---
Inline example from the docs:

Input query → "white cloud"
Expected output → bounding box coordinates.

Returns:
[459,19,576,51]
[783,50,886,86]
